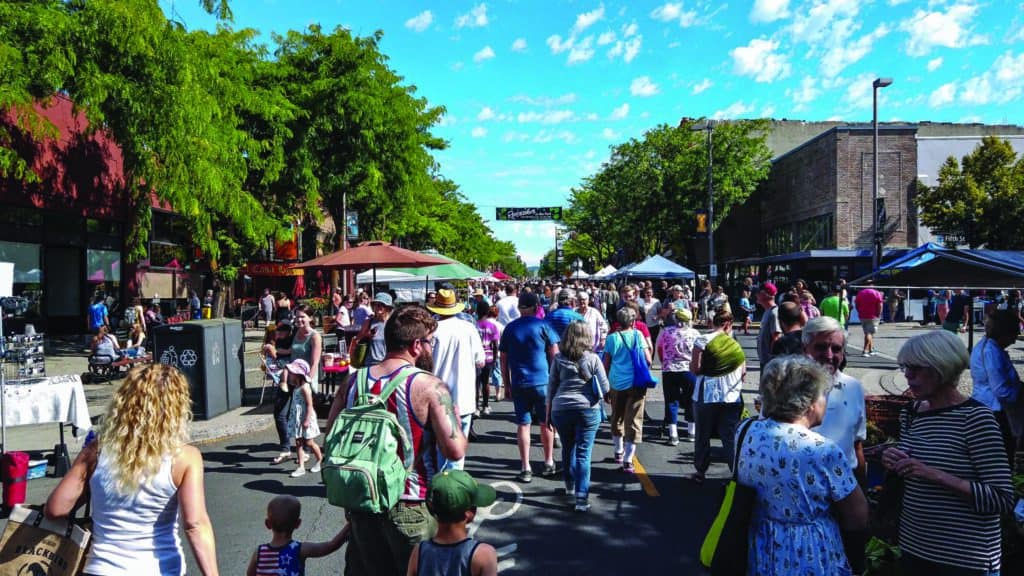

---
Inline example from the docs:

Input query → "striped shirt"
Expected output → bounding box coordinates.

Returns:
[255,540,302,575]
[896,399,1014,571]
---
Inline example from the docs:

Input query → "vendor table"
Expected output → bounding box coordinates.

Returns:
[0,374,93,476]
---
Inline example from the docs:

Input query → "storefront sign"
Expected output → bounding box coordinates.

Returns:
[243,263,303,277]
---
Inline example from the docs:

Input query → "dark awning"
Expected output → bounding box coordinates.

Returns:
[850,245,1024,290]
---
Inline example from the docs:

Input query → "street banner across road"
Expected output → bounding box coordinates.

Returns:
[496,207,563,221]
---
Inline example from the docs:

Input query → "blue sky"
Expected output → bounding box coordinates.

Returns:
[164,0,1024,266]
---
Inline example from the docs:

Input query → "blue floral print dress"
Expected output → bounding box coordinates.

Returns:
[735,418,857,575]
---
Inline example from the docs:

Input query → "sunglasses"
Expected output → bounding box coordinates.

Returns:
[899,364,929,374]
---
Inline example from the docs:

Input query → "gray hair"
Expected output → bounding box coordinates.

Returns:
[801,315,845,347]
[897,331,969,387]
[760,355,830,422]
[560,321,593,362]
[616,306,637,326]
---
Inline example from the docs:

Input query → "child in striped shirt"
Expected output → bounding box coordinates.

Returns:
[247,495,349,576]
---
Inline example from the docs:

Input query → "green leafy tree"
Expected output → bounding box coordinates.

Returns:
[565,119,771,267]
[916,136,1024,248]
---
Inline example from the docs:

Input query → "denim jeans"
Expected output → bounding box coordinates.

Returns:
[273,388,292,452]
[692,401,743,474]
[551,408,600,500]
[662,371,697,425]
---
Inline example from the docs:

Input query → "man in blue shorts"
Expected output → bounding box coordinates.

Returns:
[499,291,560,483]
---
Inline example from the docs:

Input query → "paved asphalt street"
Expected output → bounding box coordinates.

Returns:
[21,322,1012,575]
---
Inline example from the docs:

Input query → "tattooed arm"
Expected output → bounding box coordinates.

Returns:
[422,374,467,461]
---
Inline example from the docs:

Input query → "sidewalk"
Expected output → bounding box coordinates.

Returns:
[2,327,279,460]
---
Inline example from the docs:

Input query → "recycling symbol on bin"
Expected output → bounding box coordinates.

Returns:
[180,349,198,368]
[211,341,221,366]
[159,346,179,368]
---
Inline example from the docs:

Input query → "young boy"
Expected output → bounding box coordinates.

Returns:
[407,470,499,576]
[738,289,755,335]
[247,495,349,576]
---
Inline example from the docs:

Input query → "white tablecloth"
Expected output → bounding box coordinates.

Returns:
[2,374,92,432]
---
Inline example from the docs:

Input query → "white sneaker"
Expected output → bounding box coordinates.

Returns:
[483,406,492,415]
[310,463,322,474]
[290,467,306,478]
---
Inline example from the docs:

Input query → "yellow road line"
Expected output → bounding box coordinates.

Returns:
[632,457,660,497]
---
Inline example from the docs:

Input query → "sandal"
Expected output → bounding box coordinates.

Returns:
[271,453,290,465]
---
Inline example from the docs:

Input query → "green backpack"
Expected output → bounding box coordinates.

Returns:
[700,333,746,378]
[321,365,420,513]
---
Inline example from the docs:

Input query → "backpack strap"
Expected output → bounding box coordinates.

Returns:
[355,364,415,406]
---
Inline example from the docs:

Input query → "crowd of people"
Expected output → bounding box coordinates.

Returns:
[49,275,1023,576]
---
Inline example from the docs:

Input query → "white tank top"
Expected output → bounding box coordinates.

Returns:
[86,452,184,575]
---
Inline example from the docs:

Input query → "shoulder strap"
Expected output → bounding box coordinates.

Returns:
[732,417,757,480]
[361,364,418,406]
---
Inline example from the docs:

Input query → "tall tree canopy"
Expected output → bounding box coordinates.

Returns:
[916,136,1024,249]
[564,120,772,267]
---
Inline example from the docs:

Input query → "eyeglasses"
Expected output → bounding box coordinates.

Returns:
[899,364,929,374]
[418,337,433,347]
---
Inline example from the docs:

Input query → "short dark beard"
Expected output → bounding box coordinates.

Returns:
[415,347,435,372]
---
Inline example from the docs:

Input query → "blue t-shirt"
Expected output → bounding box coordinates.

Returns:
[603,329,647,391]
[88,302,108,330]
[499,316,560,388]
[546,306,584,339]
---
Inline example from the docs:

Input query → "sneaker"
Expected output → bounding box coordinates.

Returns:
[310,462,322,474]
[271,452,291,465]
[517,469,533,483]
[540,463,558,478]
[668,436,679,446]
[613,451,624,465]
[553,436,561,449]
[474,409,481,417]
[483,406,492,415]
[683,434,695,443]
[290,467,307,478]
[574,500,591,513]
[622,462,635,474]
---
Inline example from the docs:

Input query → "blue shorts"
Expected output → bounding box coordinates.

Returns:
[512,385,548,425]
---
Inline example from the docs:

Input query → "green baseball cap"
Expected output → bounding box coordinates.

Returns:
[427,470,496,517]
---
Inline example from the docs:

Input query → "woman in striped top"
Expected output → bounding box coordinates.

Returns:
[883,331,1015,575]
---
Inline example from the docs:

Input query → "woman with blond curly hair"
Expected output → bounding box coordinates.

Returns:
[46,364,219,575]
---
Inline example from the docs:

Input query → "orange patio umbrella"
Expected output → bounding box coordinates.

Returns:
[293,241,451,295]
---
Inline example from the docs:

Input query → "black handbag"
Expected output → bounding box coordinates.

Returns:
[699,417,757,576]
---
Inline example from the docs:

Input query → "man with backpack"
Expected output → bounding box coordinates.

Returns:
[324,305,467,576]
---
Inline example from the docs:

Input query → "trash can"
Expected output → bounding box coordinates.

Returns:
[221,318,244,410]
[151,320,228,420]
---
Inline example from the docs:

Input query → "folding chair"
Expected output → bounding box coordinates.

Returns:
[258,353,284,405]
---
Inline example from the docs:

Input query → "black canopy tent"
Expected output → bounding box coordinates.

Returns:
[850,244,1024,350]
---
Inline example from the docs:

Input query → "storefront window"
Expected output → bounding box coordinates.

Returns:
[797,214,834,251]
[0,241,43,318]
[86,249,121,310]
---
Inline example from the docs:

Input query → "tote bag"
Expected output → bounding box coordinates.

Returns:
[579,361,607,422]
[0,505,91,576]
[626,331,657,389]
[699,417,756,576]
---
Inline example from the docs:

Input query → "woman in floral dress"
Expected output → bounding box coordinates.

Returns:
[737,356,868,575]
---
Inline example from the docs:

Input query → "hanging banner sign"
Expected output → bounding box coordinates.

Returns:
[496,207,563,221]
[243,263,304,277]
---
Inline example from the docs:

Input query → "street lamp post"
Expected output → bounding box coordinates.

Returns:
[872,77,893,271]
[692,121,715,284]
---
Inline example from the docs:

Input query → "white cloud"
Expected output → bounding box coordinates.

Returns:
[901,3,988,56]
[511,38,527,52]
[650,3,698,27]
[574,5,605,33]
[888,0,909,5]
[568,35,596,64]
[959,51,1024,105]
[517,110,577,124]
[598,31,617,45]
[602,127,620,139]
[927,57,944,72]
[750,0,790,23]
[477,107,496,121]
[473,46,496,63]
[510,94,578,106]
[730,38,791,82]
[471,126,488,138]
[438,114,457,127]
[622,22,639,37]
[787,75,821,110]
[761,105,776,117]
[451,61,465,72]
[928,82,957,107]
[959,114,982,123]
[712,101,755,120]
[502,131,530,143]
[610,103,630,119]
[405,10,433,32]
[623,36,642,62]
[630,76,660,96]
[820,23,890,78]
[455,3,489,29]
[789,0,859,44]
[547,34,573,54]
[585,112,599,121]
[692,78,713,94]
[533,130,579,144]
[840,72,879,110]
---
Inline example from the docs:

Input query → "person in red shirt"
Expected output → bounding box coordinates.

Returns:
[853,280,884,357]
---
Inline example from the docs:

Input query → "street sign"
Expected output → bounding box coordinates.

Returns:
[556,249,564,258]
[496,207,563,221]
[709,264,718,277]
[695,209,708,234]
